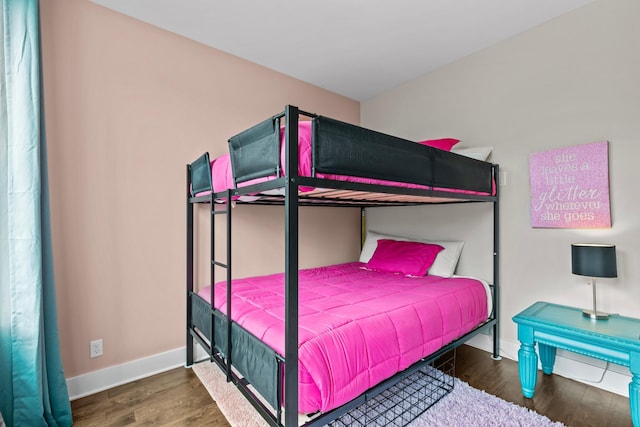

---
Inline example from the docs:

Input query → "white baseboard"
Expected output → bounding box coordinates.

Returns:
[466,334,631,397]
[67,336,631,401]
[66,346,210,400]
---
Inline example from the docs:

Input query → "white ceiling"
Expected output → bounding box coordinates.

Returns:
[90,0,594,101]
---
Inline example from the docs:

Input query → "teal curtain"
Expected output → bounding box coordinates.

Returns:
[0,1,72,426]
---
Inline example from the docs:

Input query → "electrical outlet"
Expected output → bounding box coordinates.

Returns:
[90,339,103,358]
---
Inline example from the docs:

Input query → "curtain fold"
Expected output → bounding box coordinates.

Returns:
[0,1,72,426]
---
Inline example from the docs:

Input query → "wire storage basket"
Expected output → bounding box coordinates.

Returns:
[329,349,455,427]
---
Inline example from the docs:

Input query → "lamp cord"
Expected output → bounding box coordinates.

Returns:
[568,362,609,384]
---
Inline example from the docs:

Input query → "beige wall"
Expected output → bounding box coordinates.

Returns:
[40,0,360,378]
[362,0,640,348]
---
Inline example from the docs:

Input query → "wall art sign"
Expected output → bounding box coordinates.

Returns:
[529,141,611,228]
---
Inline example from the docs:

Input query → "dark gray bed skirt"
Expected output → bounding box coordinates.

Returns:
[190,292,280,409]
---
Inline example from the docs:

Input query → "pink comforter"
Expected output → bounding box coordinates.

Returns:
[206,121,493,196]
[198,262,488,413]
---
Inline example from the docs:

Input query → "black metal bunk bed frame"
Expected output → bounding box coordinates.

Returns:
[186,105,500,427]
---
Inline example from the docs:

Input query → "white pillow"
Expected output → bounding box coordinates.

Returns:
[360,230,464,278]
[451,146,493,161]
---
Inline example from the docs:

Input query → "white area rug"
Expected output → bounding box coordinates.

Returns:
[193,361,565,427]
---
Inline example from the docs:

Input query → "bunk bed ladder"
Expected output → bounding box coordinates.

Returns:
[210,190,234,382]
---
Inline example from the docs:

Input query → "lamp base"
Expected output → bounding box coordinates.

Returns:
[583,309,609,320]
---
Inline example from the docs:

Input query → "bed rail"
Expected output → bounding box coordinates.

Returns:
[312,116,493,193]
[226,107,494,195]
[228,116,281,184]
[189,152,212,195]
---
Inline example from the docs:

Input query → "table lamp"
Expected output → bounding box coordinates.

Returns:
[571,243,617,320]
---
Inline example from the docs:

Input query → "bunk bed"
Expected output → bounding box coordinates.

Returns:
[186,105,500,427]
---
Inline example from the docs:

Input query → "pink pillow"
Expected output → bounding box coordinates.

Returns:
[418,138,460,151]
[366,239,444,276]
[211,154,234,192]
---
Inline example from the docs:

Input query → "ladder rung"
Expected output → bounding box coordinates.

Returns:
[212,260,228,268]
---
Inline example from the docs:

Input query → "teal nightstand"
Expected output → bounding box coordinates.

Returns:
[513,301,640,427]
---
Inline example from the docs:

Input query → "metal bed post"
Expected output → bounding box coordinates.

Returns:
[492,164,501,360]
[210,193,216,363]
[284,105,300,427]
[186,165,194,367]
[360,207,366,249]
[225,189,233,381]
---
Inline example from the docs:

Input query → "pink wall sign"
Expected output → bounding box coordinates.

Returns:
[529,141,611,228]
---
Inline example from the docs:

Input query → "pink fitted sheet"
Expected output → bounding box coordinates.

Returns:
[196,122,494,198]
[198,262,488,413]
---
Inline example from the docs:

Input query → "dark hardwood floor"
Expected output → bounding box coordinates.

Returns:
[71,344,632,426]
[71,367,230,426]
[454,345,632,427]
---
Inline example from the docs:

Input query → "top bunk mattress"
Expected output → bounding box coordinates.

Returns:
[197,262,490,413]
